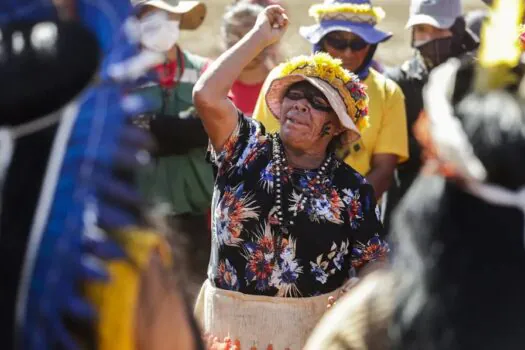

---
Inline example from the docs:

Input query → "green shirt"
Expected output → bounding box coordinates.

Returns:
[136,50,213,215]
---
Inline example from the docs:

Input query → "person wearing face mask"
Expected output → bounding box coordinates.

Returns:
[130,0,213,294]
[253,0,409,203]
[381,0,479,234]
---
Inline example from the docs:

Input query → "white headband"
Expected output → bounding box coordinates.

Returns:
[423,58,487,182]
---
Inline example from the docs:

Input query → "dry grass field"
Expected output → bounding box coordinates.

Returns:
[179,0,485,67]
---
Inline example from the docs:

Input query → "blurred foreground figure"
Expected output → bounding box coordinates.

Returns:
[0,0,203,349]
[305,0,525,349]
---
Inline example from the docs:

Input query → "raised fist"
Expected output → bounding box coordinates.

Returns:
[253,5,289,47]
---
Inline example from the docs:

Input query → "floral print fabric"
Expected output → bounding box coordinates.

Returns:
[207,113,388,297]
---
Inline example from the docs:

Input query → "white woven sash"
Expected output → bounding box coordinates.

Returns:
[194,279,340,350]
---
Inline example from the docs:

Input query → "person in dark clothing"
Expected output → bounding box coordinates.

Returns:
[382,0,478,233]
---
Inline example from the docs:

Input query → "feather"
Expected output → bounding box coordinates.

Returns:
[474,0,524,93]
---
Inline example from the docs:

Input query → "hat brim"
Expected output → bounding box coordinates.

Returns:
[265,74,361,143]
[140,1,206,30]
[299,20,392,45]
[405,14,455,29]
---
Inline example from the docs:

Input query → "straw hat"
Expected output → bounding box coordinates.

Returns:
[131,0,206,30]
[265,52,369,144]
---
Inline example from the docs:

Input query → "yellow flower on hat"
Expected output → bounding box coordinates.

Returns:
[277,52,352,84]
[357,115,370,130]
[356,99,367,110]
[309,3,386,25]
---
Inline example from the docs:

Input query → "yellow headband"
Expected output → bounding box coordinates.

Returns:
[309,3,385,25]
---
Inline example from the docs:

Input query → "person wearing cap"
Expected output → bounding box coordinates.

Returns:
[130,0,213,289]
[252,0,409,202]
[382,0,479,233]
[193,5,388,349]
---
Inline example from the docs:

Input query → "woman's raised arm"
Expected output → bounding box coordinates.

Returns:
[192,5,288,151]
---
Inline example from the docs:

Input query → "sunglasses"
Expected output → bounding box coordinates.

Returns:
[284,83,333,112]
[323,36,369,52]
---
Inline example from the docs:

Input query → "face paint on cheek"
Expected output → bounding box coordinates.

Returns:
[320,122,332,137]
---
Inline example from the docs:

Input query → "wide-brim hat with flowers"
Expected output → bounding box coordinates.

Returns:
[265,52,369,144]
[300,0,392,45]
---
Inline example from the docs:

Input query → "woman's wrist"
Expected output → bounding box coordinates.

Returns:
[243,28,275,56]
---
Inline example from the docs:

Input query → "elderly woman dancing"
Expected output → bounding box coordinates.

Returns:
[193,5,388,349]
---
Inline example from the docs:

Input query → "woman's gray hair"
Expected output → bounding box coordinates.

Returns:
[221,1,264,39]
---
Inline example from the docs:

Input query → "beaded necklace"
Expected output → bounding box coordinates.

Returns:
[270,134,334,233]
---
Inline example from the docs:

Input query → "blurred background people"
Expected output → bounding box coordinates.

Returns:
[383,0,479,231]
[222,1,277,116]
[131,0,212,297]
[253,0,409,201]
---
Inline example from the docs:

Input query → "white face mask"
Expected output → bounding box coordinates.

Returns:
[139,11,180,53]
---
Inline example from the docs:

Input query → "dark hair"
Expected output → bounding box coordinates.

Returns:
[389,65,525,350]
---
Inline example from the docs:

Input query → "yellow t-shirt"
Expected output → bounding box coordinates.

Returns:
[252,68,409,176]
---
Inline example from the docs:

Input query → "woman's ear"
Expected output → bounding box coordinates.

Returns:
[331,117,345,136]
[334,125,345,136]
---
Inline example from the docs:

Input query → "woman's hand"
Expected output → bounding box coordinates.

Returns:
[204,334,241,350]
[252,5,289,48]
[326,277,360,309]
[193,5,289,153]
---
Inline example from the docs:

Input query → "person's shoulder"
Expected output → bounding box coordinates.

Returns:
[368,68,405,100]
[181,49,210,70]
[366,68,387,85]
[237,110,268,135]
[177,50,210,86]
[384,62,408,83]
[385,57,426,83]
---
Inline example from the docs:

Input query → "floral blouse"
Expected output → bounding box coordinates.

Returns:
[207,114,388,297]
